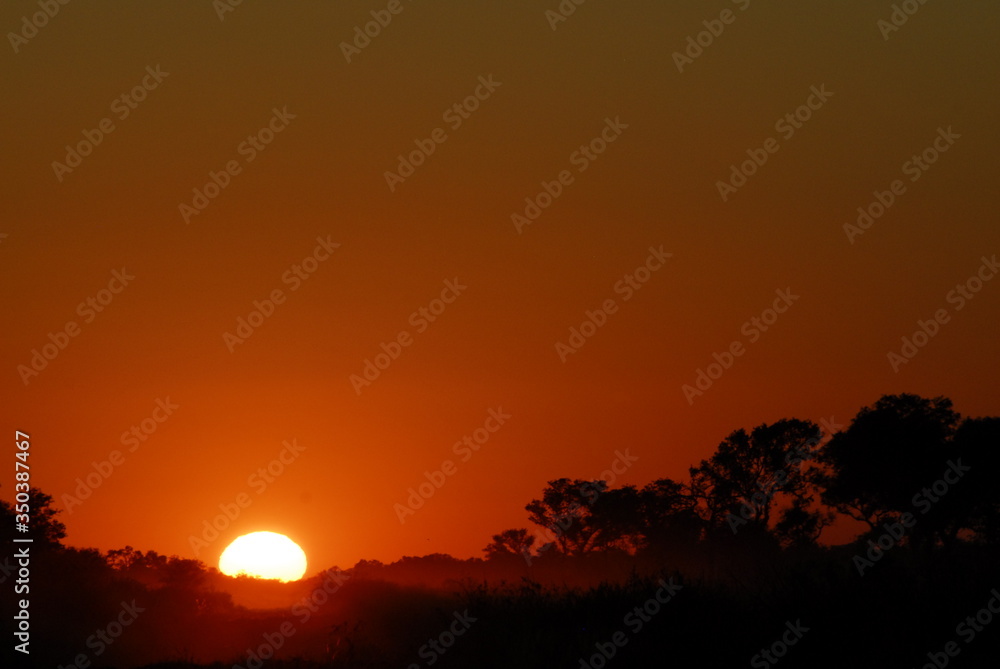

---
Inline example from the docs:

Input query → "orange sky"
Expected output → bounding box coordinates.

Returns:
[3,0,998,574]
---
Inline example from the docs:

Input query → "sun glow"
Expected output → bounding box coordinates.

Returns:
[219,531,307,582]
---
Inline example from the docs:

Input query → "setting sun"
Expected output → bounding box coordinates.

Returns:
[219,531,307,582]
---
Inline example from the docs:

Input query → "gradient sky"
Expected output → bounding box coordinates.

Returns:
[3,0,998,574]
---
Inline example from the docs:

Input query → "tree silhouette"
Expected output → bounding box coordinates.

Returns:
[816,394,960,534]
[0,487,66,548]
[587,485,644,552]
[483,528,535,559]
[106,545,145,571]
[162,555,210,590]
[688,419,824,541]
[525,479,610,555]
[773,495,833,548]
[635,477,703,552]
[941,415,1000,545]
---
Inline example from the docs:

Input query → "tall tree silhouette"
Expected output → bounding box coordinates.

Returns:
[587,485,644,552]
[688,419,824,541]
[525,479,633,555]
[635,478,703,552]
[816,394,960,534]
[940,415,1000,545]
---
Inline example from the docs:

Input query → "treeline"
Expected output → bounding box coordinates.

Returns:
[483,394,1000,562]
[2,393,998,668]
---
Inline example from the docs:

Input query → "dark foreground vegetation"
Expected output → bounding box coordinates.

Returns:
[3,394,999,668]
